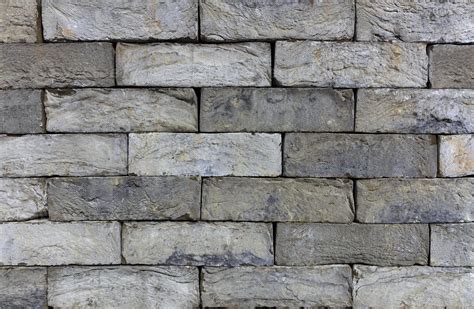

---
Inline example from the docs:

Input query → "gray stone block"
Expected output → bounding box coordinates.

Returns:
[0,0,38,42]
[0,89,44,134]
[439,135,474,177]
[0,267,47,309]
[0,178,47,222]
[431,224,474,267]
[430,45,474,88]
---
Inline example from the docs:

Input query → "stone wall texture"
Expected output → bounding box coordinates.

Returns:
[0,0,473,307]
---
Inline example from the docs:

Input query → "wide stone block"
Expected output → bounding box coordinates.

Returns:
[48,266,199,308]
[129,133,281,176]
[0,267,47,309]
[48,176,201,221]
[202,266,352,307]
[284,133,437,178]
[0,89,44,134]
[356,89,474,133]
[202,177,354,222]
[0,221,120,265]
[276,223,428,266]
[0,178,47,222]
[123,222,273,266]
[42,0,197,41]
[116,43,271,87]
[0,0,38,42]
[430,45,474,88]
[0,43,114,89]
[275,41,427,87]
[200,88,354,132]
[45,88,198,133]
[431,224,474,267]
[439,135,474,177]
[356,178,474,223]
[0,134,127,177]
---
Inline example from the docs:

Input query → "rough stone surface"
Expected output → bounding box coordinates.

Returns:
[200,88,354,132]
[129,133,281,176]
[431,224,474,267]
[202,266,352,307]
[356,178,474,223]
[42,0,197,41]
[200,0,354,41]
[0,134,127,177]
[276,223,429,266]
[202,177,354,222]
[48,266,199,308]
[116,43,271,87]
[284,133,437,178]
[0,0,38,43]
[430,45,474,89]
[0,221,120,265]
[45,88,198,133]
[439,135,474,177]
[0,267,47,309]
[0,89,44,134]
[356,89,474,133]
[353,266,474,308]
[123,222,273,266]
[275,41,428,87]
[356,0,474,43]
[48,176,201,221]
[0,178,47,222]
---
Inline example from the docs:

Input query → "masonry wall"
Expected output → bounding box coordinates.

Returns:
[0,0,473,308]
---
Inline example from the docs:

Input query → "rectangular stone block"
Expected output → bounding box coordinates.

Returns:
[202,266,352,308]
[0,89,44,134]
[48,266,199,308]
[200,88,354,132]
[129,133,281,176]
[284,133,437,178]
[42,0,197,41]
[276,223,428,266]
[431,224,474,267]
[353,266,474,308]
[0,178,47,222]
[275,41,427,87]
[0,221,120,265]
[0,134,127,177]
[357,0,474,43]
[48,176,201,221]
[430,45,474,88]
[0,0,38,42]
[45,88,198,133]
[0,267,47,309]
[200,0,354,41]
[116,43,271,87]
[123,222,273,266]
[357,178,474,223]
[202,177,354,223]
[356,89,474,133]
[0,43,114,89]
[439,135,474,177]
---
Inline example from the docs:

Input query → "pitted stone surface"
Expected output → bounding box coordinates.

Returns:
[439,135,474,177]
[431,224,474,267]
[0,178,47,222]
[0,0,38,43]
[430,45,474,89]
[0,89,44,134]
[0,267,47,309]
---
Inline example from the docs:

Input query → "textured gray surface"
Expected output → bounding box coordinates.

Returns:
[431,224,474,266]
[0,178,47,222]
[430,45,474,88]
[0,89,44,134]
[0,267,47,309]
[439,135,474,177]
[0,0,38,42]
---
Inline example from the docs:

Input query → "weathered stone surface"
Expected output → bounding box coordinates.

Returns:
[0,221,120,265]
[0,43,114,89]
[0,0,38,42]
[202,266,352,307]
[200,88,354,132]
[48,176,201,221]
[284,133,437,178]
[357,178,474,223]
[356,89,474,133]
[200,0,354,41]
[0,178,47,222]
[357,0,474,43]
[129,133,281,176]
[116,43,271,87]
[439,135,474,177]
[275,41,427,87]
[48,266,199,308]
[431,224,474,267]
[45,88,198,133]
[0,267,47,309]
[0,89,44,134]
[430,45,474,88]
[276,223,428,266]
[0,134,127,177]
[202,177,354,222]
[42,0,197,41]
[353,266,474,308]
[123,222,273,266]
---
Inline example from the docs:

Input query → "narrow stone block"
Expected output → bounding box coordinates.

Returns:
[0,178,47,222]
[0,89,44,134]
[439,135,474,177]
[0,0,38,42]
[430,45,474,88]
[431,224,474,267]
[0,267,47,309]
